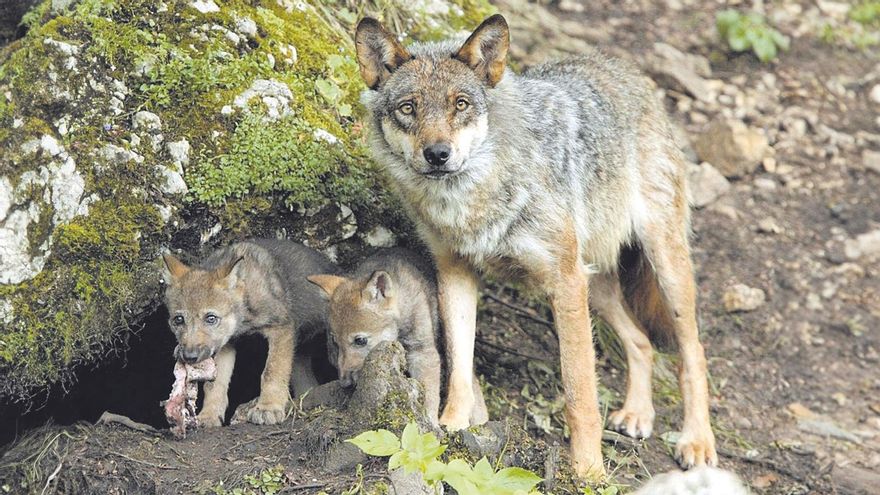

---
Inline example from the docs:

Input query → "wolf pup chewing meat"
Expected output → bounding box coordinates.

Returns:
[308,248,488,426]
[355,14,717,477]
[161,239,337,426]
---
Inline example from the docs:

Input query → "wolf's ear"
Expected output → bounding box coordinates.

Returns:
[355,17,412,90]
[216,255,245,289]
[363,270,393,303]
[453,14,509,87]
[308,274,347,298]
[162,253,190,283]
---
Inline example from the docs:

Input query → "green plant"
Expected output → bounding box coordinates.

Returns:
[851,1,880,25]
[211,465,287,495]
[716,9,790,62]
[347,423,543,495]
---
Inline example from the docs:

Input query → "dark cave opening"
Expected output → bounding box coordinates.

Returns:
[0,307,276,450]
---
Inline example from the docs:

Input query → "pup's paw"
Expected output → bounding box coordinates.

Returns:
[572,459,607,482]
[674,430,718,469]
[439,409,471,432]
[247,402,287,425]
[608,407,655,439]
[196,410,224,428]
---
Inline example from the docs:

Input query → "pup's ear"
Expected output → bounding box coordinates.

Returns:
[362,270,393,303]
[355,17,412,89]
[162,253,189,283]
[216,255,245,289]
[453,14,509,87]
[308,274,347,298]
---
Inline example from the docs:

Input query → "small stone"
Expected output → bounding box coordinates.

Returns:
[762,156,777,173]
[557,0,585,12]
[805,292,823,311]
[167,139,191,166]
[312,128,338,144]
[694,118,769,178]
[233,79,293,120]
[132,111,162,132]
[787,402,816,419]
[844,229,880,260]
[158,164,188,196]
[831,393,847,406]
[364,226,397,248]
[190,0,219,13]
[754,177,777,190]
[870,84,880,105]
[235,16,258,38]
[863,149,880,175]
[723,284,766,312]
[0,177,11,221]
[688,162,730,208]
[757,217,782,234]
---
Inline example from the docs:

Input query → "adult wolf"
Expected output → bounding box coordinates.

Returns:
[354,14,717,477]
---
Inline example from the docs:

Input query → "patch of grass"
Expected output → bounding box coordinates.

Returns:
[716,9,790,62]
[851,1,880,26]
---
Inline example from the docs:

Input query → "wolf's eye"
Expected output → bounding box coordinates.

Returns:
[353,336,368,347]
[204,314,220,325]
[398,102,414,115]
[172,315,185,326]
[455,97,470,111]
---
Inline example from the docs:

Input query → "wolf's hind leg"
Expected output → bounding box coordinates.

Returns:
[291,352,318,398]
[591,273,655,439]
[248,326,294,425]
[641,225,717,468]
[469,374,489,426]
[198,344,237,427]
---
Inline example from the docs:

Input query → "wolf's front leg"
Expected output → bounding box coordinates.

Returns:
[545,256,605,480]
[408,346,443,427]
[248,326,294,425]
[198,344,237,427]
[435,250,479,431]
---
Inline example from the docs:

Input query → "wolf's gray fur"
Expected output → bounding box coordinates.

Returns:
[162,239,337,426]
[356,14,716,477]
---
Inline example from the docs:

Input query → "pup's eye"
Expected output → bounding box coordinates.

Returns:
[398,102,414,115]
[455,97,470,111]
[204,314,220,325]
[353,336,368,347]
[172,315,185,326]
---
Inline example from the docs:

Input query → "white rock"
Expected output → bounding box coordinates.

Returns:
[723,284,766,312]
[49,157,89,225]
[41,135,64,157]
[0,177,11,221]
[190,0,220,13]
[634,467,749,495]
[754,177,777,190]
[279,44,297,65]
[844,229,880,260]
[365,226,397,248]
[158,164,188,196]
[337,204,357,240]
[43,38,80,56]
[220,105,234,115]
[156,204,173,223]
[0,204,45,284]
[132,110,162,132]
[870,84,880,105]
[313,128,339,144]
[100,144,144,164]
[757,217,782,234]
[688,162,730,208]
[235,16,258,38]
[232,79,293,120]
[167,139,191,166]
[0,299,13,325]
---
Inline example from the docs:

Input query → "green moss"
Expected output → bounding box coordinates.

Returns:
[371,390,419,432]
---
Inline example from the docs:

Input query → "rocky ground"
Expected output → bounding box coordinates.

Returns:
[2,0,880,494]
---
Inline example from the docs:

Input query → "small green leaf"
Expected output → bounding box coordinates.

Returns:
[423,459,446,483]
[315,79,341,103]
[327,54,346,72]
[487,467,543,494]
[346,429,401,457]
[400,423,420,451]
[752,34,777,62]
[337,103,352,117]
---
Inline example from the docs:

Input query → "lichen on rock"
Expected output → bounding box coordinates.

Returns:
[0,0,494,403]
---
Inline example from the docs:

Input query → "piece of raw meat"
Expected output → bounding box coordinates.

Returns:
[161,356,216,439]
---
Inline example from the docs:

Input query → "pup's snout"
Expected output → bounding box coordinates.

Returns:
[178,345,208,364]
[339,370,358,388]
[423,143,452,167]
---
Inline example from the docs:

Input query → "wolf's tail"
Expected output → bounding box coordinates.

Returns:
[618,243,676,350]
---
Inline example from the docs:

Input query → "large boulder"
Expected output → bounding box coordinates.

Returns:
[0,0,494,404]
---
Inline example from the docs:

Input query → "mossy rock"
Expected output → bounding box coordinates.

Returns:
[0,0,493,404]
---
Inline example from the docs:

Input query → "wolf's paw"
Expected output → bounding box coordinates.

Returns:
[439,409,471,432]
[674,430,718,469]
[608,407,655,439]
[572,459,607,481]
[247,402,287,425]
[196,410,224,428]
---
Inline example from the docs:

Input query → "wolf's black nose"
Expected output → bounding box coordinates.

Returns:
[423,143,452,166]
[180,347,202,364]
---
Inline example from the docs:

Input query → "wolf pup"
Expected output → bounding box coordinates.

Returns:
[354,15,717,477]
[308,248,489,427]
[161,239,337,426]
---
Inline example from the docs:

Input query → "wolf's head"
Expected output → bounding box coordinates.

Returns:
[161,253,244,364]
[356,15,509,180]
[307,271,401,387]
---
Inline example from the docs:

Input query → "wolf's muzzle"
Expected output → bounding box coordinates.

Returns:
[423,143,452,167]
[176,345,212,364]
